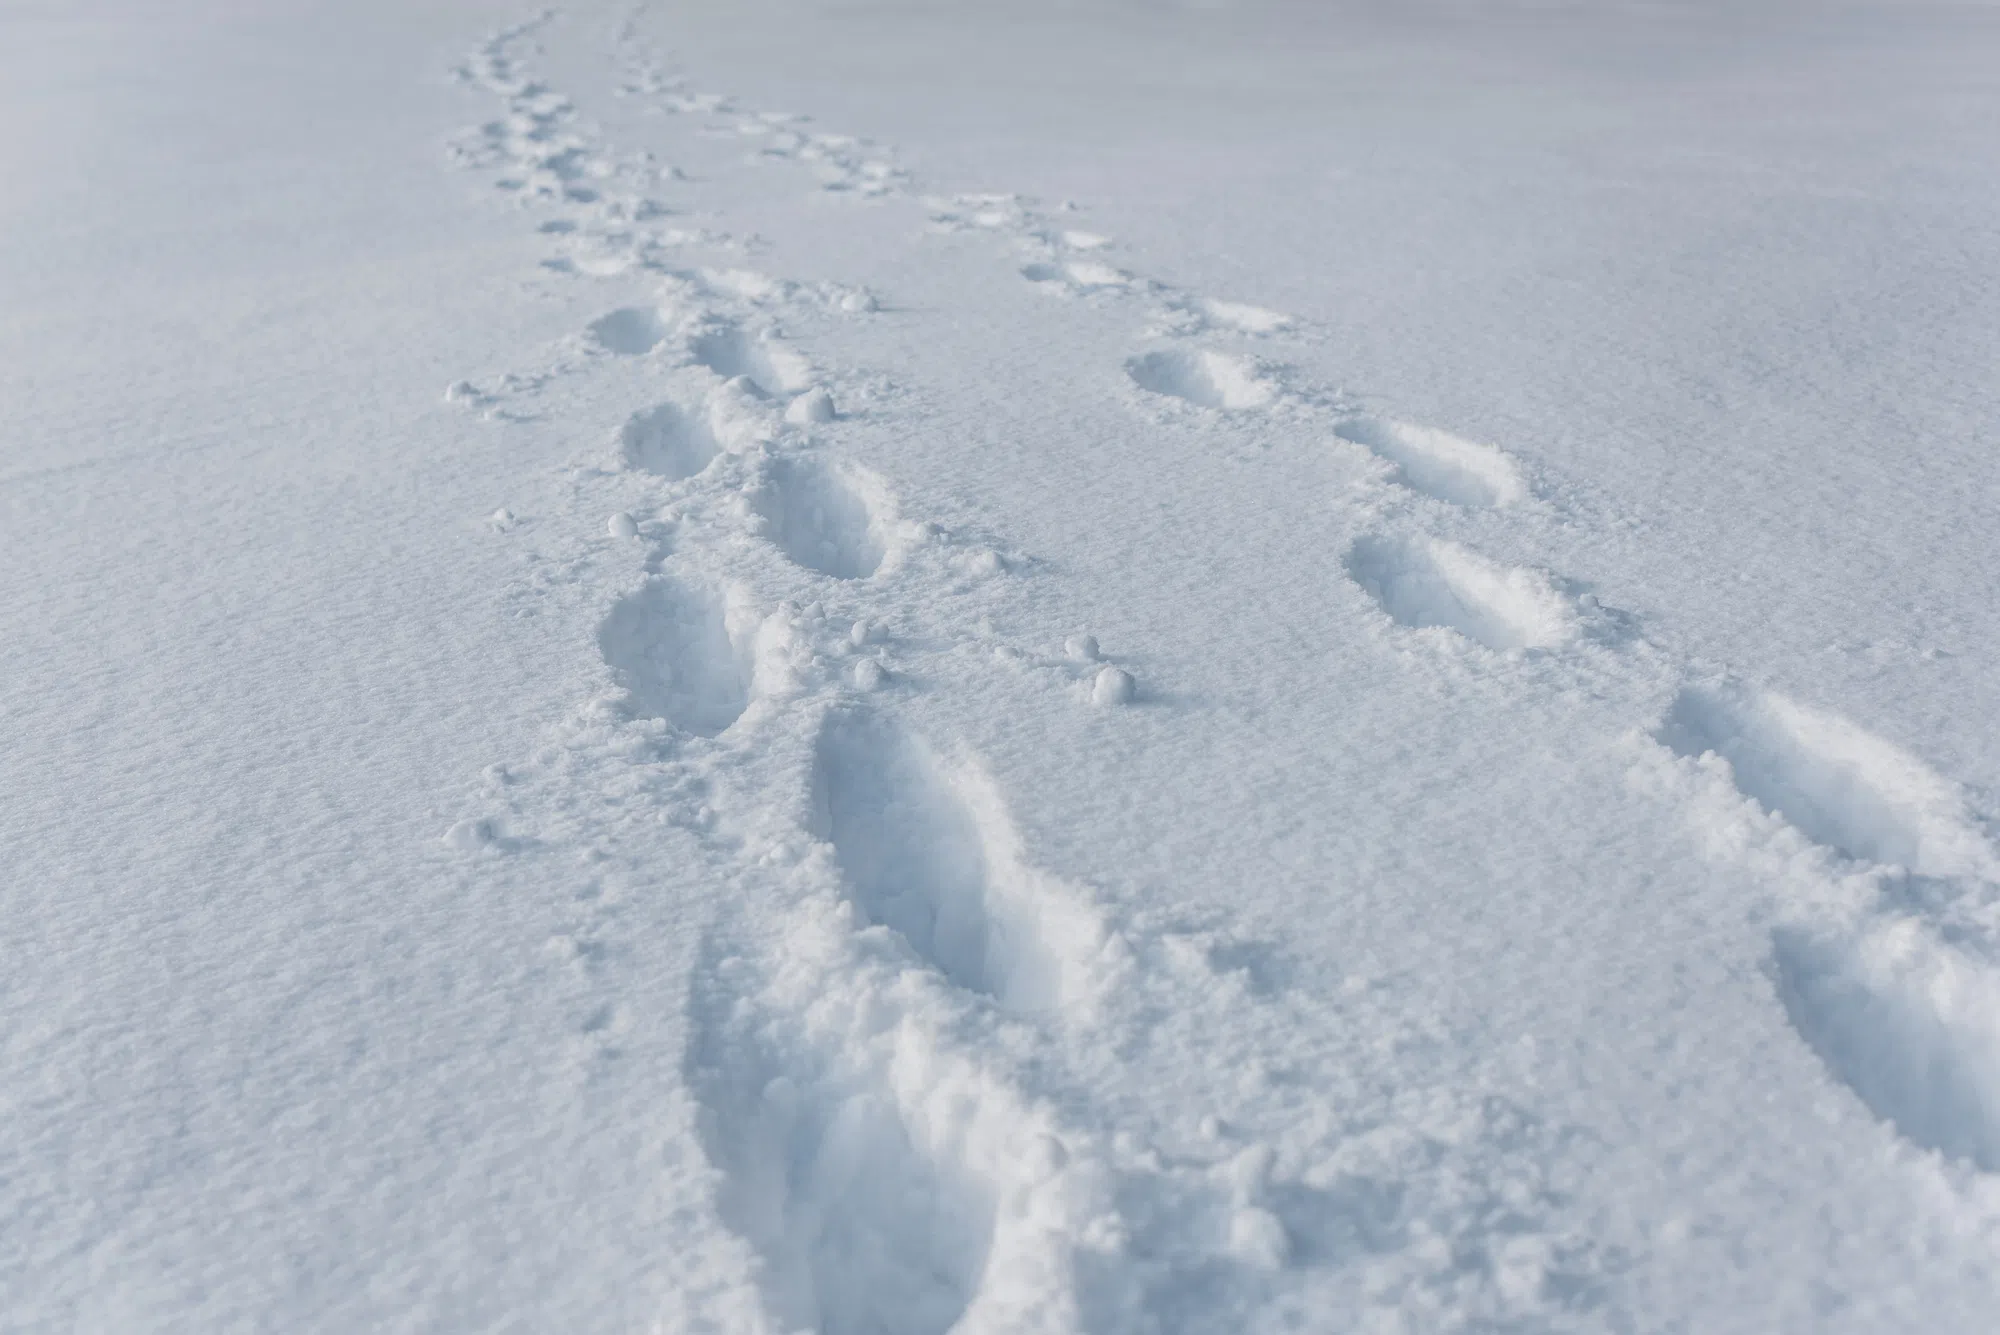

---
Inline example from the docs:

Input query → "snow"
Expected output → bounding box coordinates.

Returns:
[8,0,2000,1330]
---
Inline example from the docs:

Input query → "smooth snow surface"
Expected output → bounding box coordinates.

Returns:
[9,1,2000,1330]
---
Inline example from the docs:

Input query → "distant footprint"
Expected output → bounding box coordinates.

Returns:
[1157,295,1293,337]
[1195,298,1292,335]
[1344,533,1574,651]
[598,576,753,735]
[1335,415,1529,509]
[811,710,1105,1011]
[589,306,673,355]
[1125,348,1276,411]
[619,401,719,480]
[1654,683,1999,879]
[751,455,889,580]
[1022,260,1131,293]
[690,322,815,397]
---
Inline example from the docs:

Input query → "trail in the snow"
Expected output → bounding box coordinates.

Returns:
[857,79,2000,1201]
[439,11,2000,1331]
[620,0,2000,1201]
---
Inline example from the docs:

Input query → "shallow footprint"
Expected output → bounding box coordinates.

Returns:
[1335,415,1529,509]
[1651,682,2000,1169]
[1125,348,1276,411]
[1344,533,1573,651]
[1653,682,1999,879]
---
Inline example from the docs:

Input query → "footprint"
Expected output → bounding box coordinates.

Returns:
[1653,683,1999,880]
[589,306,673,355]
[1125,349,1276,411]
[751,455,888,580]
[1344,533,1575,652]
[597,576,753,736]
[688,977,1000,1335]
[1650,684,2000,1168]
[692,267,794,304]
[1024,257,1136,291]
[1334,415,1529,509]
[811,710,1102,1011]
[1195,298,1292,335]
[689,322,815,396]
[1772,919,2000,1171]
[619,401,719,480]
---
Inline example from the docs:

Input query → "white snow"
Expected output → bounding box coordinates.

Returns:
[9,1,2000,1330]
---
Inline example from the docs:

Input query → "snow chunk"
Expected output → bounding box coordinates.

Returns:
[1091,666,1136,706]
[786,386,837,425]
[443,819,495,852]
[1228,1207,1291,1269]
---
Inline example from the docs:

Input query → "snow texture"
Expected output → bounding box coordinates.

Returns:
[9,1,2000,1331]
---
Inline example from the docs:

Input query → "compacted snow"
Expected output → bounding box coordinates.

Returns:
[7,1,2000,1330]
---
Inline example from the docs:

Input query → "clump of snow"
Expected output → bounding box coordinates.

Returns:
[1091,665,1135,705]
[443,818,495,851]
[785,386,836,424]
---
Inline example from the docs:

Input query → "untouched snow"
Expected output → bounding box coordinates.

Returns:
[7,1,2000,1330]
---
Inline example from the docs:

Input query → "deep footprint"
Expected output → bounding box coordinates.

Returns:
[811,710,1078,1010]
[753,456,886,580]
[620,401,719,480]
[1773,920,2000,1171]
[597,576,750,736]
[1334,415,1528,509]
[1344,533,1573,651]
[687,974,997,1335]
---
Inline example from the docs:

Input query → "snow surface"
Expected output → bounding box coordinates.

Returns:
[7,0,2000,1330]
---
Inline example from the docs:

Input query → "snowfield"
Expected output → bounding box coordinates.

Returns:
[6,1,2000,1330]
